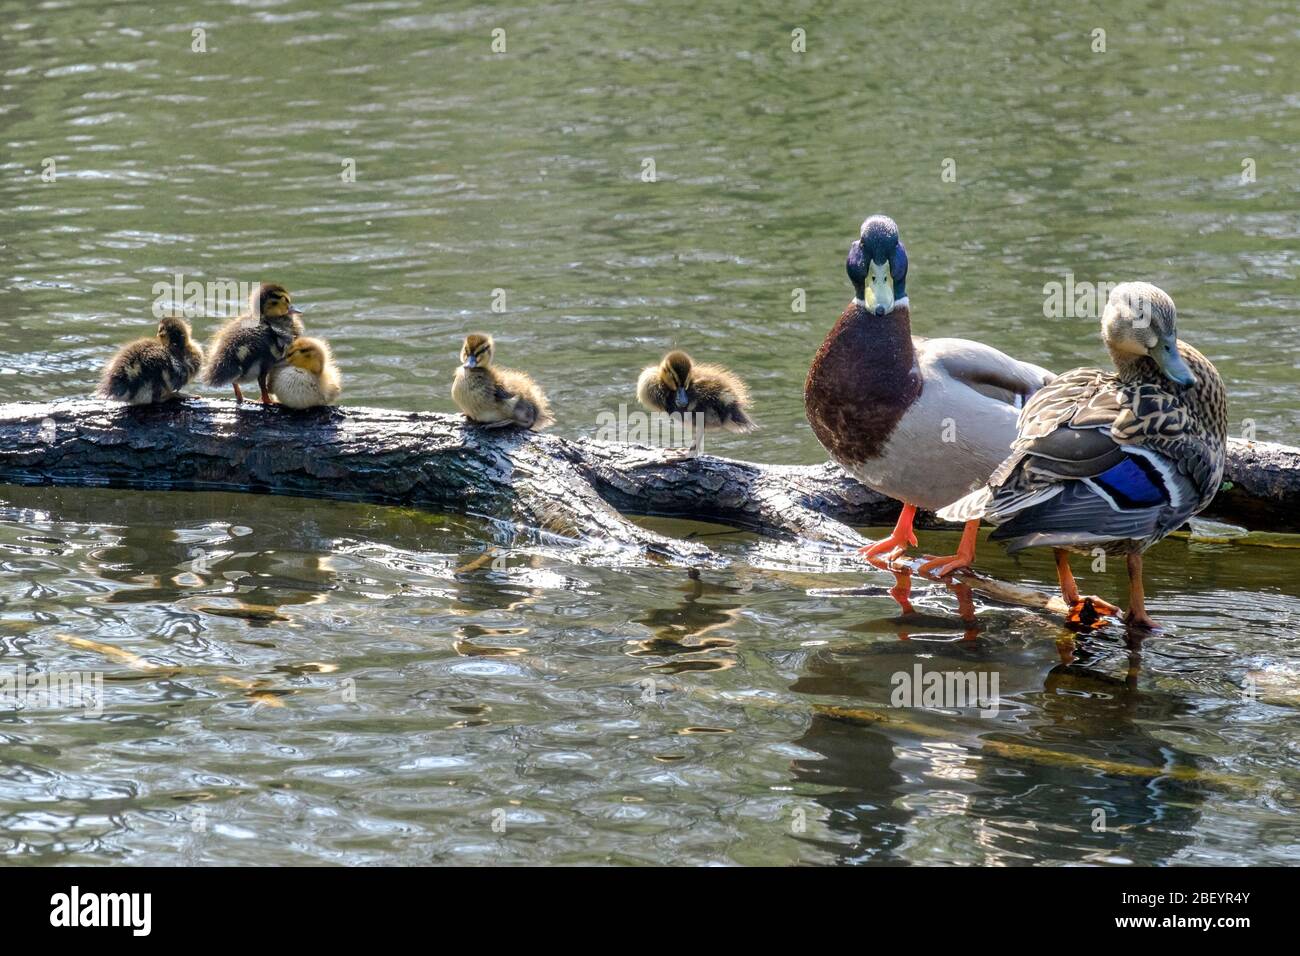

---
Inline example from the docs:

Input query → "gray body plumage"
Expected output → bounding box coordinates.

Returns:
[847,335,1054,510]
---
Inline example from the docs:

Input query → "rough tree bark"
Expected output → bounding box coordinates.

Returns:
[1,398,1296,587]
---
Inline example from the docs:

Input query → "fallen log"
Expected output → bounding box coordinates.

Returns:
[0,399,1296,581]
[0,398,720,566]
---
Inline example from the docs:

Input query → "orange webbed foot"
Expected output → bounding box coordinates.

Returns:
[916,551,974,579]
[1066,596,1122,629]
[1123,609,1159,631]
[915,519,979,579]
[857,534,916,568]
[856,505,919,569]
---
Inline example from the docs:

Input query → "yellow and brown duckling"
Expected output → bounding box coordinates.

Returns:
[200,282,304,404]
[637,350,756,458]
[97,315,204,405]
[451,333,553,430]
[269,337,342,409]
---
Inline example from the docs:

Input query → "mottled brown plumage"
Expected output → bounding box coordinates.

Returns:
[939,282,1228,629]
[200,282,304,403]
[97,316,203,405]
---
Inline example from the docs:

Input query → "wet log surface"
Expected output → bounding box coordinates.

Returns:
[0,399,1296,580]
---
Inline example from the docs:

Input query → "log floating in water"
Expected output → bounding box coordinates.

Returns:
[0,399,1296,582]
[0,398,720,566]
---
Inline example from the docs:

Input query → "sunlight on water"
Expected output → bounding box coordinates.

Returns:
[1,1,1298,865]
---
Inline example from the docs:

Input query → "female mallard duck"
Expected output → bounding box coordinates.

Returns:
[269,337,341,409]
[938,282,1228,630]
[804,214,1053,576]
[200,282,304,403]
[452,333,553,430]
[636,350,756,458]
[97,315,204,404]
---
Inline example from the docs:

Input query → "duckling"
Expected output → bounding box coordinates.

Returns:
[97,315,204,404]
[636,350,756,458]
[269,337,341,409]
[939,282,1228,630]
[200,282,304,403]
[451,333,553,430]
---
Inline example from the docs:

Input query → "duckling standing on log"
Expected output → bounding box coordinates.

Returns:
[97,315,204,405]
[939,282,1228,629]
[637,350,756,459]
[269,337,342,409]
[804,215,1054,577]
[452,333,553,430]
[201,282,304,404]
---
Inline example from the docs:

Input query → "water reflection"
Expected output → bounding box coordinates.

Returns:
[1,0,1299,865]
[629,568,740,673]
[788,628,1209,864]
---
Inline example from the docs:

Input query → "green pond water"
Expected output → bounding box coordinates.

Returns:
[1,0,1298,865]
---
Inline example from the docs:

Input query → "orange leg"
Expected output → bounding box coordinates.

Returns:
[258,371,273,405]
[858,504,918,567]
[1055,549,1080,604]
[232,383,244,403]
[1124,553,1158,630]
[1056,549,1122,626]
[917,519,979,578]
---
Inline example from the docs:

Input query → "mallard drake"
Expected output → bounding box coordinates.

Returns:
[269,337,341,409]
[804,215,1053,576]
[636,350,756,458]
[939,282,1228,629]
[97,315,204,404]
[200,282,304,403]
[452,333,553,430]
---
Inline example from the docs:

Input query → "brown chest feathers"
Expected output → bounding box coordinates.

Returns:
[803,302,922,467]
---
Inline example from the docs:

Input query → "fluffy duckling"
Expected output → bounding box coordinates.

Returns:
[97,315,204,404]
[452,333,553,430]
[637,350,756,458]
[200,282,304,403]
[269,337,341,409]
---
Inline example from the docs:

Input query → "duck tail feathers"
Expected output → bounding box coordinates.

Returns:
[937,486,993,524]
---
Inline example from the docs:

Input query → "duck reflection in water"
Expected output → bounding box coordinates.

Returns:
[786,628,1204,865]
[629,569,740,674]
[848,569,982,643]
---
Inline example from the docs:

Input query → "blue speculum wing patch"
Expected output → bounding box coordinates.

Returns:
[1093,455,1168,509]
